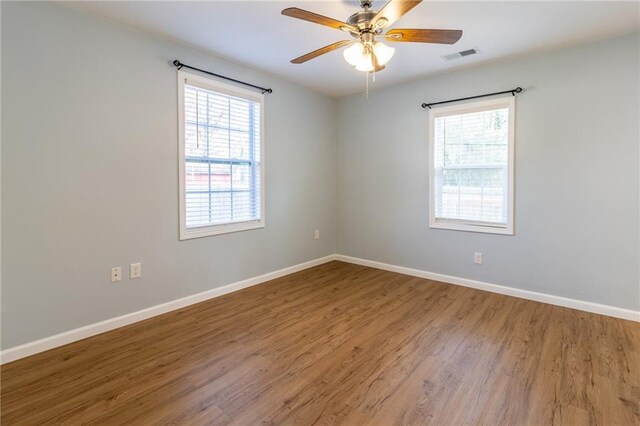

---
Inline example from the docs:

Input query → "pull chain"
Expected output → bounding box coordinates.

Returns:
[365,68,377,99]
[365,72,369,99]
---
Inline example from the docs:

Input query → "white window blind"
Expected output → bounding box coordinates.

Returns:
[429,97,514,235]
[178,72,264,239]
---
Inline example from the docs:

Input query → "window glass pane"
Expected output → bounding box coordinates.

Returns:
[229,98,251,132]
[185,192,211,228]
[209,127,230,159]
[207,94,230,127]
[211,163,231,191]
[230,131,251,160]
[232,192,255,222]
[252,106,261,163]
[210,192,232,225]
[185,161,209,192]
[185,123,206,158]
[183,81,262,231]
[232,163,251,190]
[184,86,199,122]
[435,167,506,223]
[433,106,509,225]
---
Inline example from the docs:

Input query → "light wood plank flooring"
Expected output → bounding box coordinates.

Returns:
[2,261,639,425]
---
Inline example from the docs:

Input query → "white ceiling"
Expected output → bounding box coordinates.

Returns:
[61,1,639,96]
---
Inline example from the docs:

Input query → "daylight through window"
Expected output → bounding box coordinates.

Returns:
[429,97,514,234]
[179,72,264,239]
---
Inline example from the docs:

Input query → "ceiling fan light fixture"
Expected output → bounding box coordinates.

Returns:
[355,52,375,72]
[282,0,463,78]
[373,41,395,66]
[343,42,366,66]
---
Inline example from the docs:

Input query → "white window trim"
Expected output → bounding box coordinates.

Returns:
[177,70,265,240]
[428,96,515,236]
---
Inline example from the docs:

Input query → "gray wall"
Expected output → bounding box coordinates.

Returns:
[2,2,638,351]
[1,2,337,349]
[337,33,640,311]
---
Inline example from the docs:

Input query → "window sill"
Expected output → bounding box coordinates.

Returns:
[430,220,514,235]
[180,220,265,240]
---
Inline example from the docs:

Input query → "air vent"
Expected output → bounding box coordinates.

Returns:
[443,48,479,61]
[459,48,477,57]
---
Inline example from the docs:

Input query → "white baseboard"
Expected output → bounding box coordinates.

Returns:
[3,253,637,365]
[334,255,640,322]
[0,255,337,365]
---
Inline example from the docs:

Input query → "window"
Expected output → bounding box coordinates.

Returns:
[428,97,514,235]
[178,71,264,240]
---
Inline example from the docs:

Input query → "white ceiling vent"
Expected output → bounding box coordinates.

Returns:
[443,48,479,61]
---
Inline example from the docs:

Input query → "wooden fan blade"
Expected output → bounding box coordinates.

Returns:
[291,40,352,64]
[385,29,463,44]
[282,7,358,33]
[371,0,423,29]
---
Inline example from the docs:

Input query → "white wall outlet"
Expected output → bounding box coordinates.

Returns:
[130,262,142,279]
[111,266,122,283]
[314,229,320,240]
[474,252,483,265]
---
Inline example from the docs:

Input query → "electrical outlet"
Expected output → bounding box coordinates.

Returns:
[314,229,320,240]
[130,262,142,279]
[474,252,483,265]
[111,266,122,283]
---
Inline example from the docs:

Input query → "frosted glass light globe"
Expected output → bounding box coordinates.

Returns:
[355,53,374,72]
[343,42,366,66]
[373,42,395,66]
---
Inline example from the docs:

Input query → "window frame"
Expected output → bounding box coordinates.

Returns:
[178,71,265,240]
[428,96,515,235]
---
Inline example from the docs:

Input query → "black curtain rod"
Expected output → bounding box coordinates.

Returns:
[422,87,522,109]
[173,60,273,94]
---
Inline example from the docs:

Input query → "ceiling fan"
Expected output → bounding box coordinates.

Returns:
[282,0,463,73]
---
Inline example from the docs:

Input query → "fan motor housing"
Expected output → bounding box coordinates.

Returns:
[346,10,379,34]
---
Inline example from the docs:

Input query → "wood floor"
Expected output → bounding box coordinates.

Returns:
[2,261,639,425]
